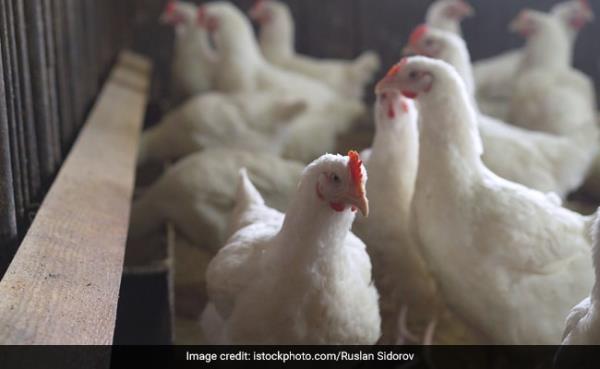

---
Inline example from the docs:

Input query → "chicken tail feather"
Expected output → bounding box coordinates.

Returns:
[350,51,381,86]
[226,168,266,237]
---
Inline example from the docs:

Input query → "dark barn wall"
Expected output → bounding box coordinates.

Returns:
[131,0,600,105]
[0,0,135,272]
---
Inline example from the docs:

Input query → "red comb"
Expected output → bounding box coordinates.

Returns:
[252,0,267,12]
[386,64,401,77]
[386,58,408,77]
[348,151,364,190]
[165,0,176,15]
[197,6,206,24]
[409,24,428,46]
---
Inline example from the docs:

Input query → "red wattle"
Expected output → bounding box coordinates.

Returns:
[329,202,346,212]
[402,90,418,99]
[570,17,587,30]
[387,104,395,119]
[401,100,409,113]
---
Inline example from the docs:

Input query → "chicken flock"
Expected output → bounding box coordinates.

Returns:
[129,0,600,346]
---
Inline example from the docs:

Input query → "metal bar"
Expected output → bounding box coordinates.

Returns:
[0,0,25,230]
[13,0,41,205]
[42,0,62,166]
[6,0,31,214]
[52,0,75,151]
[24,0,57,186]
[83,0,99,103]
[64,0,85,127]
[0,31,18,274]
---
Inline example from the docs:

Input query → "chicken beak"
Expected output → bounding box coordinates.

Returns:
[346,186,369,217]
[508,18,520,34]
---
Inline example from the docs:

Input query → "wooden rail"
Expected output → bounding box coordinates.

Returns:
[0,51,151,345]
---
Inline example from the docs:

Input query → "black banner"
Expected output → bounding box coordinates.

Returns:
[0,345,598,369]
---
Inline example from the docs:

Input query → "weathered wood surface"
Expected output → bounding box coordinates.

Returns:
[0,52,151,345]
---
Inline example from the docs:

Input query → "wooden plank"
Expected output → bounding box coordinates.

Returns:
[0,52,152,345]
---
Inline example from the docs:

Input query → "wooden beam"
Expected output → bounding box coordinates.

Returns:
[0,51,151,345]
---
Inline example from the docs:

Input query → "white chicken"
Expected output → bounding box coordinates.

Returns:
[508,10,600,200]
[474,0,595,118]
[136,92,307,166]
[508,10,597,136]
[405,25,593,198]
[160,0,216,105]
[202,152,381,344]
[354,90,483,345]
[128,148,304,252]
[560,210,600,345]
[197,2,366,162]
[376,56,595,344]
[425,0,474,37]
[353,91,424,344]
[249,0,381,100]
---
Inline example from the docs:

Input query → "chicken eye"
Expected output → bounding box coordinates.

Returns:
[409,70,419,80]
[331,173,341,184]
[425,38,434,46]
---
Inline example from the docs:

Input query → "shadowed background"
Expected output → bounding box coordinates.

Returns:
[129,0,600,105]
